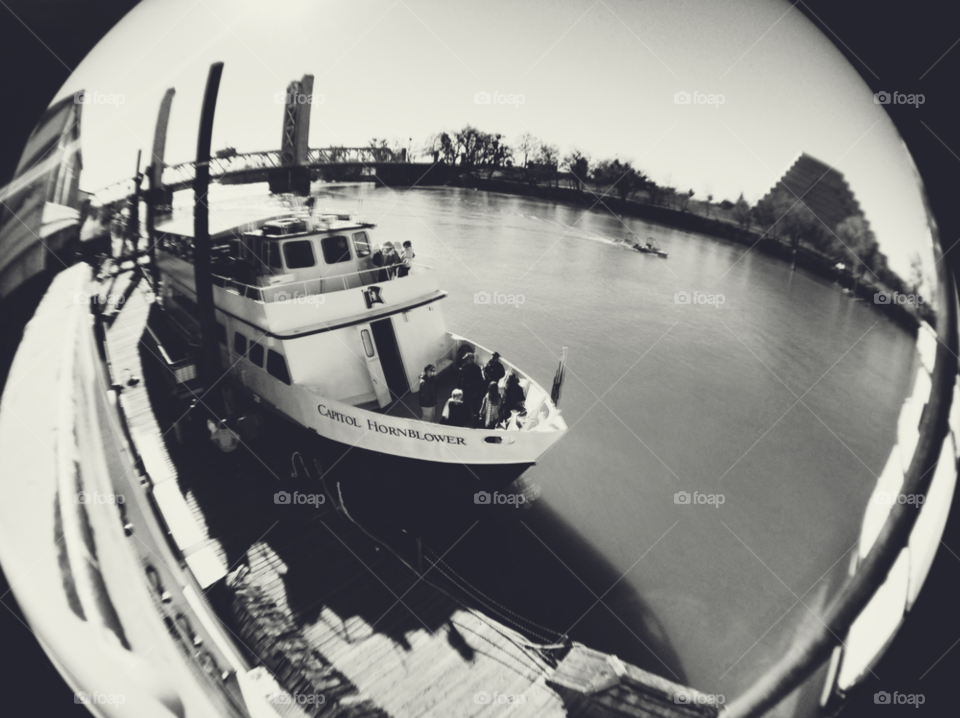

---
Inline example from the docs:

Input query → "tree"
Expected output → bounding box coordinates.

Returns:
[705,194,714,218]
[615,163,647,202]
[479,133,512,178]
[529,142,560,187]
[835,214,877,289]
[425,132,457,165]
[562,150,590,192]
[733,193,752,230]
[677,189,695,212]
[517,133,540,175]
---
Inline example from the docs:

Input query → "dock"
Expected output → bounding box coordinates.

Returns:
[101,265,721,717]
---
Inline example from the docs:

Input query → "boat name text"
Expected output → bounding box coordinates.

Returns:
[318,405,467,445]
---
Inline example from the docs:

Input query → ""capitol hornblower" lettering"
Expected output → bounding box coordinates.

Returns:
[366,418,467,445]
[317,404,361,427]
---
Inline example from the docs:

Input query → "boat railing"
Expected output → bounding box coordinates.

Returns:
[212,263,432,304]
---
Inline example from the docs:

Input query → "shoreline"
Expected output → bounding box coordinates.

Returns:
[390,170,929,334]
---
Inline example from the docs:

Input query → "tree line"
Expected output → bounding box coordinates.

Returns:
[366,126,924,300]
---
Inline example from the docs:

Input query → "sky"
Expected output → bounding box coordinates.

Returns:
[46,0,935,277]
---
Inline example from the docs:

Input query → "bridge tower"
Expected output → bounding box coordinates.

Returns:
[270,74,314,195]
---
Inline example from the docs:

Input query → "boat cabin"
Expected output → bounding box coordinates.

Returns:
[228,215,381,292]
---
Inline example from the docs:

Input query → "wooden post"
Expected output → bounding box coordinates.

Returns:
[146,88,175,288]
[194,62,224,390]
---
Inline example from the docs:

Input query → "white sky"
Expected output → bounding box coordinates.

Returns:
[48,0,935,278]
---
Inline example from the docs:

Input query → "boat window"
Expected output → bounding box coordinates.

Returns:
[248,343,264,367]
[283,240,316,269]
[261,242,282,269]
[233,332,247,357]
[352,231,371,257]
[360,329,375,357]
[320,235,351,264]
[216,322,226,345]
[266,349,291,385]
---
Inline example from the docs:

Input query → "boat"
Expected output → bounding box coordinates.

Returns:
[632,239,668,258]
[151,206,568,487]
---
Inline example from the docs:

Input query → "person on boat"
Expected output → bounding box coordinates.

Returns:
[398,240,415,278]
[458,353,485,416]
[499,371,527,423]
[207,418,240,453]
[441,388,470,427]
[477,381,504,429]
[418,364,437,422]
[371,243,398,282]
[382,242,402,279]
[483,351,506,384]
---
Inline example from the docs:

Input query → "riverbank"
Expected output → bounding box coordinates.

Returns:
[367,165,928,333]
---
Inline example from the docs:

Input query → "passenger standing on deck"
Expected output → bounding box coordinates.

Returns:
[398,240,415,278]
[499,371,527,423]
[441,388,470,427]
[207,418,240,453]
[418,364,437,422]
[371,243,391,282]
[483,351,506,384]
[458,353,484,418]
[477,382,503,429]
[382,242,401,280]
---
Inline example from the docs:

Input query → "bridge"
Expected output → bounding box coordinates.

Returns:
[91,145,442,205]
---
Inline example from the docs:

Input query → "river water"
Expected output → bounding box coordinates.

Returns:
[202,183,920,714]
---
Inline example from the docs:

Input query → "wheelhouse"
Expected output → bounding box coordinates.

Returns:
[237,216,380,290]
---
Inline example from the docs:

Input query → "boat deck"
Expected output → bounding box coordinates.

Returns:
[365,363,463,423]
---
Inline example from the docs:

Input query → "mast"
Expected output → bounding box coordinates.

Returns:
[193,62,224,389]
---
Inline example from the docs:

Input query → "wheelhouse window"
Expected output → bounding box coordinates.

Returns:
[261,241,283,269]
[283,240,316,269]
[352,231,371,257]
[320,235,351,264]
[266,349,291,385]
[233,332,247,356]
[248,343,264,367]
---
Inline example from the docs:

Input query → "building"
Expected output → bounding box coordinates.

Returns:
[759,152,869,234]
